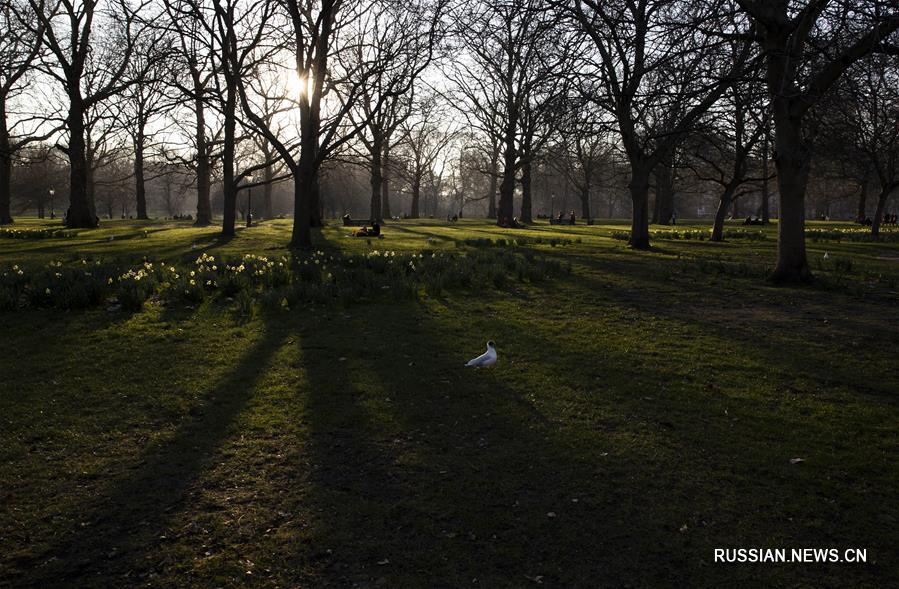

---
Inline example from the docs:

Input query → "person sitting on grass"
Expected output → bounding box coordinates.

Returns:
[498,216,522,229]
[354,222,381,237]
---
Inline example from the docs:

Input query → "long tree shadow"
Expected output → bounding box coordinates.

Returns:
[562,263,899,398]
[18,327,287,587]
[292,302,707,586]
[287,225,899,586]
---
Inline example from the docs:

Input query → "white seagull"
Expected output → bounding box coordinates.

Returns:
[465,340,497,368]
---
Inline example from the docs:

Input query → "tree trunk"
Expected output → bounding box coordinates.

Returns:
[871,185,893,236]
[65,98,98,228]
[381,142,391,219]
[0,100,11,225]
[368,137,384,222]
[580,184,590,221]
[220,83,238,237]
[290,157,315,248]
[410,177,421,218]
[655,159,675,225]
[769,105,812,283]
[86,145,97,207]
[520,158,532,223]
[856,178,868,223]
[628,165,651,249]
[487,145,498,219]
[194,88,212,226]
[497,129,516,226]
[711,183,738,241]
[290,88,318,248]
[369,136,383,223]
[761,117,770,223]
[134,131,148,219]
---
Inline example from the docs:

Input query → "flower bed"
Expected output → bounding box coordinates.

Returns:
[611,229,767,241]
[1,249,571,312]
[456,236,577,248]
[806,228,899,242]
[0,227,79,239]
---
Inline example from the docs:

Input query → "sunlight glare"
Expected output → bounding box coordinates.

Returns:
[288,71,314,98]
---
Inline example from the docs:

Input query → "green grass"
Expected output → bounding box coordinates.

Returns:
[2,217,898,587]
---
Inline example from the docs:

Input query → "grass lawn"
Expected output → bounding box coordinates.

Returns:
[2,217,898,587]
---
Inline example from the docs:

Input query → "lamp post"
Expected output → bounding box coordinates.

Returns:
[49,188,55,219]
[550,192,555,219]
[246,175,254,227]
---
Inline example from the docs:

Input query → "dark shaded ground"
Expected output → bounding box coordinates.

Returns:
[2,220,898,587]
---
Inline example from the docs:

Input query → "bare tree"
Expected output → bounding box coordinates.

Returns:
[0,0,46,224]
[352,92,411,223]
[239,0,443,247]
[163,0,220,225]
[395,96,456,218]
[447,142,490,217]
[347,4,441,223]
[29,0,151,227]
[564,0,753,247]
[518,56,575,223]
[450,0,564,227]
[115,36,172,219]
[154,159,190,217]
[9,142,68,216]
[85,99,132,212]
[828,55,899,235]
[736,0,899,281]
[555,100,612,221]
[684,76,768,240]
[242,68,293,219]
